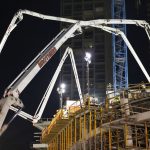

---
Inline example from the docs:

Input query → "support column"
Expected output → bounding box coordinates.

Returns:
[94,109,96,150]
[145,122,148,149]
[109,128,112,150]
[74,118,76,150]
[120,90,133,148]
[89,111,92,150]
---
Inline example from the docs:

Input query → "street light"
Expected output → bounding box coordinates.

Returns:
[84,52,91,96]
[57,83,66,109]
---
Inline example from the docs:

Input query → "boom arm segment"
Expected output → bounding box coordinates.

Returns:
[0,9,150,134]
[4,23,81,98]
[1,9,150,55]
[92,25,150,82]
[33,47,83,123]
[0,96,23,134]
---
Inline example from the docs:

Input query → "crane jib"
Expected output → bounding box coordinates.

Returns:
[37,47,57,68]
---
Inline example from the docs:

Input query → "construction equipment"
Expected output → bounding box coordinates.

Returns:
[0,9,150,135]
[0,20,83,134]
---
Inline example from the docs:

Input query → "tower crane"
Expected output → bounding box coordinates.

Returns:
[0,9,150,135]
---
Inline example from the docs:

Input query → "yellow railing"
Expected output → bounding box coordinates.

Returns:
[42,109,63,139]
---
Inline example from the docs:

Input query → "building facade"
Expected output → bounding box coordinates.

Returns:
[60,0,113,102]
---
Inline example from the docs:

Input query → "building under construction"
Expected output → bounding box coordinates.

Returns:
[0,2,150,150]
[33,83,150,150]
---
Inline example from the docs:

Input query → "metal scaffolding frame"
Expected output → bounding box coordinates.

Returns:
[112,0,128,92]
[41,83,150,150]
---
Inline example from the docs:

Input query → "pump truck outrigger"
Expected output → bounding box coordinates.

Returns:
[0,9,150,135]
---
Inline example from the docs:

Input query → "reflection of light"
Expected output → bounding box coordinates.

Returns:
[84,52,91,64]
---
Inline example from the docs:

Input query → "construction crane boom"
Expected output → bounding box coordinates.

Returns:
[0,21,82,134]
[0,9,150,135]
[1,9,150,54]
[33,47,83,124]
[4,23,81,98]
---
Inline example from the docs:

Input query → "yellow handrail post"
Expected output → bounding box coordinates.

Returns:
[109,127,112,150]
[145,122,148,149]
[80,116,82,141]
[84,112,86,140]
[75,118,76,144]
[71,122,72,147]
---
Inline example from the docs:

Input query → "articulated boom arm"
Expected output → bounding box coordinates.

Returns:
[91,25,150,83]
[33,47,83,124]
[4,23,81,98]
[0,9,150,133]
[1,9,150,54]
[0,21,82,133]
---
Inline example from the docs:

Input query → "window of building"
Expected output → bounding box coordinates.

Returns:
[83,39,93,49]
[84,2,93,10]
[73,40,82,49]
[73,0,82,3]
[84,31,93,39]
[95,34,104,43]
[73,3,82,11]
[64,4,72,9]
[63,0,72,2]
[95,54,105,62]
[63,4,72,15]
[64,9,72,15]
[83,10,94,20]
[95,43,104,49]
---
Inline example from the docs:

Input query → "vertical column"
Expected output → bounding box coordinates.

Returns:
[48,143,51,150]
[60,132,62,150]
[83,112,86,150]
[100,107,103,150]
[94,109,96,150]
[62,132,63,150]
[116,129,120,149]
[54,138,56,150]
[74,117,76,149]
[145,122,148,149]
[109,128,112,150]
[89,111,92,150]
[66,127,68,150]
[68,125,70,149]
[135,126,138,147]
[62,131,64,150]
[120,90,133,147]
[103,132,106,150]
[71,122,72,147]
[80,116,82,141]
[52,140,54,150]
[84,113,86,140]
[64,129,66,150]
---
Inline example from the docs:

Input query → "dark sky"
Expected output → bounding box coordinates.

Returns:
[126,0,150,83]
[0,1,61,150]
[0,1,149,150]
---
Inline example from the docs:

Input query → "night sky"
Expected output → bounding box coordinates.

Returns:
[0,1,61,150]
[0,1,149,150]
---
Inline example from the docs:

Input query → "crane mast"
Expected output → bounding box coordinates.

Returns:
[112,0,128,92]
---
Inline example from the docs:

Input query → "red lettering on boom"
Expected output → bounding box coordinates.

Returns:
[38,47,57,68]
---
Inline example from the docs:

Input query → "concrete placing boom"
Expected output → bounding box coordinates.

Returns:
[0,22,83,134]
[33,47,83,124]
[91,25,150,83]
[1,9,150,54]
[0,9,150,135]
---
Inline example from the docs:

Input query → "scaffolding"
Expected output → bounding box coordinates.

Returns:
[39,83,150,150]
[112,0,128,92]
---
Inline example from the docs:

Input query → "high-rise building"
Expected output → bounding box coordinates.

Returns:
[60,0,113,102]
[146,0,150,22]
